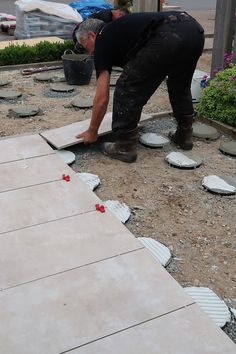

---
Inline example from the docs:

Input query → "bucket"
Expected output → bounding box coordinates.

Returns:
[191,69,209,103]
[62,50,94,85]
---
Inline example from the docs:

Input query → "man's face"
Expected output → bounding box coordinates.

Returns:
[80,31,96,55]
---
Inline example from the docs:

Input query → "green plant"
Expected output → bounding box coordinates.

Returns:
[0,40,74,66]
[197,65,236,127]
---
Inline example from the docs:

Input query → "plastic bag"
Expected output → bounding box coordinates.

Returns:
[69,0,113,20]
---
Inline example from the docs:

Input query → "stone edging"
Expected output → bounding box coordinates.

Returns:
[0,60,62,72]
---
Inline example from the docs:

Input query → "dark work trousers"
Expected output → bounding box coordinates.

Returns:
[112,14,205,132]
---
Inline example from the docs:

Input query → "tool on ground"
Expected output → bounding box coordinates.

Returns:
[21,65,63,76]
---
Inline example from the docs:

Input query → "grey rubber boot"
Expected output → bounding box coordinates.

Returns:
[101,128,138,163]
[169,114,194,150]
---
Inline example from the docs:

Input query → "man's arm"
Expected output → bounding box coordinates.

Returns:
[76,70,110,144]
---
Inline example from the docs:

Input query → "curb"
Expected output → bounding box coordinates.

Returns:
[0,60,62,72]
[197,116,236,139]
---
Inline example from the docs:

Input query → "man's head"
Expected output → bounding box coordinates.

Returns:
[75,18,105,55]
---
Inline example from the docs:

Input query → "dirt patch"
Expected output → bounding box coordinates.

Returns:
[0,52,236,317]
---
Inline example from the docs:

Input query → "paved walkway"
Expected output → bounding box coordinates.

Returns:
[0,133,235,353]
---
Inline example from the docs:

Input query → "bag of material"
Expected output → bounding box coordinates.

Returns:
[15,0,82,39]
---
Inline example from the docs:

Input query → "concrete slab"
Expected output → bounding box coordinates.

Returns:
[0,89,22,99]
[0,249,193,354]
[104,200,131,224]
[34,73,55,82]
[0,177,100,234]
[0,211,142,290]
[202,175,236,195]
[165,151,203,169]
[220,141,236,157]
[184,287,231,327]
[40,112,152,149]
[9,105,40,117]
[138,237,172,267]
[50,83,74,92]
[193,122,220,140]
[56,149,75,164]
[0,154,73,193]
[0,79,10,86]
[0,134,53,164]
[71,304,236,354]
[139,132,169,148]
[71,96,93,108]
[76,172,100,190]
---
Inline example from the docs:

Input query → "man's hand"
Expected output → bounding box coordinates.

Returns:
[75,70,110,145]
[75,128,98,144]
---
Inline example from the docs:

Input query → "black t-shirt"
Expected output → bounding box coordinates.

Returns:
[90,9,113,22]
[94,11,175,77]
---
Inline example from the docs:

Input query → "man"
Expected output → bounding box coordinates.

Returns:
[73,7,130,53]
[76,12,205,163]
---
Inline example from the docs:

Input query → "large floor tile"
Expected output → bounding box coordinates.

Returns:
[0,134,53,164]
[0,211,142,289]
[0,249,193,354]
[0,177,100,234]
[0,154,74,193]
[40,112,152,149]
[71,304,236,354]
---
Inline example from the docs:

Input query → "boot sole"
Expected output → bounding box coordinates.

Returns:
[102,150,137,163]
[101,147,137,163]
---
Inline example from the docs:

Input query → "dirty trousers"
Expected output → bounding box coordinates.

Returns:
[112,14,205,132]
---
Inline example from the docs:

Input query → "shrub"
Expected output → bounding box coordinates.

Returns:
[197,64,236,127]
[0,40,74,66]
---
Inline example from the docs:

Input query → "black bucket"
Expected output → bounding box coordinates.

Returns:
[62,50,94,85]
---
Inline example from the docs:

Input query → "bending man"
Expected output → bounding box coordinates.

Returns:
[76,12,205,163]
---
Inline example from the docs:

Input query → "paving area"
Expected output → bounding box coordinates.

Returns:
[0,133,235,353]
[0,3,236,352]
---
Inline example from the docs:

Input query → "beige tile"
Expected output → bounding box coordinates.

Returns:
[0,249,193,354]
[0,154,76,193]
[71,304,236,354]
[0,134,53,164]
[0,177,100,234]
[0,211,142,289]
[40,112,152,149]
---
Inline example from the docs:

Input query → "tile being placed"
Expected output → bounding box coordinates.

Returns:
[0,134,54,164]
[0,177,100,234]
[0,211,143,290]
[71,304,236,354]
[0,154,74,193]
[0,249,193,354]
[40,112,152,149]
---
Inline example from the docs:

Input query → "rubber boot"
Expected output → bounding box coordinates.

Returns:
[101,128,138,163]
[169,114,194,150]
